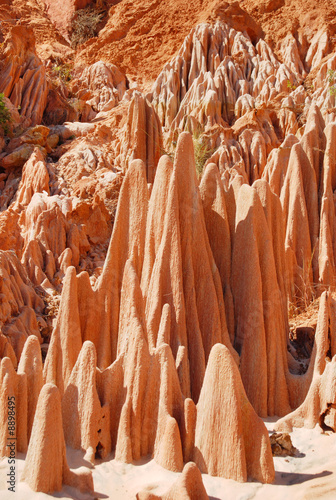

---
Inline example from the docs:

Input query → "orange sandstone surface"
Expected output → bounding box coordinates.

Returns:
[0,0,336,498]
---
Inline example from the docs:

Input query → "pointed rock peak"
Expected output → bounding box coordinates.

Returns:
[102,158,148,283]
[156,341,182,386]
[18,335,42,372]
[194,344,274,483]
[57,265,80,324]
[170,462,209,500]
[44,265,82,394]
[156,303,171,348]
[140,154,175,299]
[288,141,311,171]
[199,162,221,207]
[127,92,163,183]
[153,155,174,185]
[200,161,234,343]
[0,356,28,456]
[235,183,261,223]
[1,355,17,380]
[173,132,198,193]
[305,102,325,136]
[147,154,174,225]
[155,415,184,472]
[22,383,93,493]
[253,178,272,203]
[22,383,65,493]
[18,335,43,441]
[128,158,148,183]
[62,340,105,463]
[73,340,97,371]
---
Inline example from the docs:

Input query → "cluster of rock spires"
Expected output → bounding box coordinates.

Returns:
[1,9,336,498]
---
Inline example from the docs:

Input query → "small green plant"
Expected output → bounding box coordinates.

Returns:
[328,69,336,96]
[159,129,213,177]
[192,132,214,178]
[52,63,72,84]
[0,93,12,135]
[287,80,297,91]
[70,6,105,49]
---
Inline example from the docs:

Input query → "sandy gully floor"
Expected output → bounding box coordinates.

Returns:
[0,418,335,500]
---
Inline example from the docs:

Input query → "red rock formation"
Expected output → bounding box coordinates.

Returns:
[44,266,82,394]
[124,91,163,183]
[319,123,336,289]
[200,162,234,341]
[74,61,126,113]
[193,344,275,483]
[21,383,94,493]
[92,158,148,368]
[2,4,336,496]
[0,250,44,361]
[0,357,27,455]
[42,0,93,40]
[276,291,336,431]
[0,26,48,127]
[232,182,291,417]
[17,335,43,441]
[62,341,105,462]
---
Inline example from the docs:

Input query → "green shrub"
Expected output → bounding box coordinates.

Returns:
[0,93,12,135]
[328,69,336,96]
[287,80,297,91]
[160,130,213,178]
[52,63,72,83]
[193,132,213,178]
[70,6,105,49]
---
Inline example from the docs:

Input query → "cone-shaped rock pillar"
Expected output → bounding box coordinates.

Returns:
[21,383,94,494]
[193,344,275,483]
[44,266,82,395]
[17,336,43,441]
[232,183,291,417]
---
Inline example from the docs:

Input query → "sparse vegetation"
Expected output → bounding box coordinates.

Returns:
[52,62,72,84]
[70,6,105,49]
[0,93,12,135]
[192,132,214,178]
[287,80,297,91]
[328,69,336,96]
[288,245,318,319]
[160,129,214,177]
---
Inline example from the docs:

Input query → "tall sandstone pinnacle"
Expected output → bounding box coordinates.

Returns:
[193,344,275,483]
[17,335,43,441]
[232,182,291,417]
[21,383,94,493]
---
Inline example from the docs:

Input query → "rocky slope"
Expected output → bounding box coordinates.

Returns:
[1,0,336,498]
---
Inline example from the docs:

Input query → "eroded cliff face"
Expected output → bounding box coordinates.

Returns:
[1,0,336,497]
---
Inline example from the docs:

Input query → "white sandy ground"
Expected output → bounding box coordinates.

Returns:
[0,418,336,500]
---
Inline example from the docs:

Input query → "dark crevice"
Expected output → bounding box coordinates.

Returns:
[319,403,336,432]
[326,316,332,361]
[95,441,104,460]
